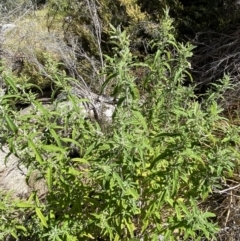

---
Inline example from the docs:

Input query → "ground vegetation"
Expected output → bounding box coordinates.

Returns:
[0,1,240,240]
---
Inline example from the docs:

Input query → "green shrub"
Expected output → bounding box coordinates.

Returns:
[0,191,29,240]
[0,9,240,241]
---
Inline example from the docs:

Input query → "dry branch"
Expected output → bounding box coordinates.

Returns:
[191,27,240,114]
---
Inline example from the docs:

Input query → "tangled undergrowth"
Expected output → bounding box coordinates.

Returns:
[191,26,240,108]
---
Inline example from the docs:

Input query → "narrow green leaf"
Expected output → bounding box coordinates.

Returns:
[34,193,40,206]
[25,83,43,94]
[68,167,81,175]
[61,137,81,147]
[101,72,118,93]
[150,150,173,169]
[175,204,182,221]
[172,169,179,195]
[10,231,18,239]
[28,139,43,164]
[113,235,120,241]
[42,144,65,153]
[168,40,179,50]
[153,50,161,66]
[126,188,139,199]
[98,144,111,151]
[46,166,53,192]
[71,158,89,164]
[5,76,18,92]
[84,143,95,158]
[124,219,135,238]
[117,96,126,107]
[5,114,18,134]
[163,62,171,74]
[1,94,23,100]
[49,129,62,147]
[109,23,117,31]
[133,110,147,130]
[35,207,48,228]
[15,225,27,232]
[16,202,34,208]
[27,192,35,203]
[68,94,82,111]
[178,201,189,215]
[202,212,216,218]
[4,147,12,165]
[174,68,183,84]
[156,133,181,138]
[113,172,124,191]
[130,86,140,100]
[32,100,49,116]
[184,69,193,82]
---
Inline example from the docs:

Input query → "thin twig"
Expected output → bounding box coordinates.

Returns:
[215,183,240,194]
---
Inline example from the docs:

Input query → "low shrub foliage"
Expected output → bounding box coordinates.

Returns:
[0,10,240,241]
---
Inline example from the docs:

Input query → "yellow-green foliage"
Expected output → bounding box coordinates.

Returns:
[119,0,146,23]
[68,22,99,54]
[20,62,49,89]
[97,0,147,33]
[20,52,63,89]
[47,0,100,54]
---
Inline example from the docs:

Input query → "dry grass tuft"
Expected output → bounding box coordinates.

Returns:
[203,174,240,241]
[192,27,240,98]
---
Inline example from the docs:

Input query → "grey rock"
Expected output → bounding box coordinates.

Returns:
[0,90,116,198]
[0,23,16,34]
[0,146,29,198]
[0,146,47,198]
